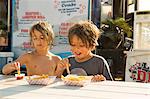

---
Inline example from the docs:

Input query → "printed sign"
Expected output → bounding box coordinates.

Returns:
[125,51,150,83]
[128,62,150,82]
[12,0,90,58]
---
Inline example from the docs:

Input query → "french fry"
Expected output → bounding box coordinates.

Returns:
[31,75,49,80]
[66,62,70,74]
[15,62,20,75]
[18,70,20,75]
[61,75,65,80]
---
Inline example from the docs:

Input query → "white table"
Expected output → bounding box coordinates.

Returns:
[0,75,150,99]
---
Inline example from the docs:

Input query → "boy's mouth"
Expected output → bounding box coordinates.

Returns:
[75,52,81,56]
[37,44,42,46]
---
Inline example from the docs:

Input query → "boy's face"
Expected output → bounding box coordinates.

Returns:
[70,35,93,60]
[31,29,48,50]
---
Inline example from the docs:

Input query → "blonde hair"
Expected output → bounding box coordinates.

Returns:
[29,21,54,49]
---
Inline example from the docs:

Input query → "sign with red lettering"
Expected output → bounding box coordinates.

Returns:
[12,0,90,58]
[125,51,150,83]
[129,62,150,82]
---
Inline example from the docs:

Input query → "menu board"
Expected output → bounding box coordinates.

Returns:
[12,0,90,58]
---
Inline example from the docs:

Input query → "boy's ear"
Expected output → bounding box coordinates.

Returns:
[91,46,96,51]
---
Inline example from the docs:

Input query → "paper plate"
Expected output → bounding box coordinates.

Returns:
[62,75,92,87]
[26,75,56,85]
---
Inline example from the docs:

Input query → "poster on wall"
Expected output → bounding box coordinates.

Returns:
[125,51,150,83]
[12,0,91,58]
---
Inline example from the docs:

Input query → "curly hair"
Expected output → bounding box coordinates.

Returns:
[68,21,100,48]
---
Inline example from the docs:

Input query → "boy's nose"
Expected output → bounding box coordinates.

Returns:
[36,39,43,45]
[37,38,42,42]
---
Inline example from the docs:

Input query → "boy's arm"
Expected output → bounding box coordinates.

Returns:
[2,62,17,75]
[2,53,28,75]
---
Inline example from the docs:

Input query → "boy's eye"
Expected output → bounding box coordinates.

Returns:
[70,44,75,47]
[40,35,45,39]
[70,44,85,47]
[80,45,85,47]
[40,36,44,39]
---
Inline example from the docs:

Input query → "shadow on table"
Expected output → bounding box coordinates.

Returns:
[0,84,44,98]
[51,84,83,90]
[0,75,13,81]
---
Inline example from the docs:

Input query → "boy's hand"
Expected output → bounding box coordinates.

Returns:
[91,74,106,82]
[12,62,20,71]
[2,61,21,75]
[55,58,71,77]
[56,58,70,71]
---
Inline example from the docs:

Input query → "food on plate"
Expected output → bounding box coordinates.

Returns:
[61,75,87,81]
[28,74,49,80]
[26,75,56,85]
[61,75,91,87]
